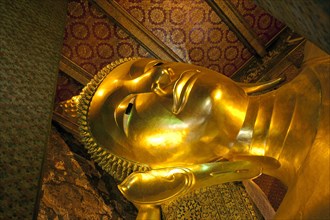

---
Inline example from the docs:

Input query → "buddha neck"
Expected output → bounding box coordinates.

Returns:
[232,69,322,185]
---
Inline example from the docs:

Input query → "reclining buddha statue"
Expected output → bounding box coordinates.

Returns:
[75,42,329,219]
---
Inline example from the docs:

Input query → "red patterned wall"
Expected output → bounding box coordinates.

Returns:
[62,0,153,75]
[115,0,253,76]
[55,71,83,105]
[254,174,287,210]
[229,0,285,45]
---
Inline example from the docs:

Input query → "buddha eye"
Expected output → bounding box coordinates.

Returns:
[125,96,136,115]
[123,96,136,136]
[153,62,164,67]
[125,103,133,115]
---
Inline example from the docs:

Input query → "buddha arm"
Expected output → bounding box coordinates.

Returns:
[118,160,265,219]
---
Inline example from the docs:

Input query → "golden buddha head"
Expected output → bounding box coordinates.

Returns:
[78,57,250,181]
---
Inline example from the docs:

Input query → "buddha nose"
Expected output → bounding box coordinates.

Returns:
[125,67,176,98]
[152,67,177,97]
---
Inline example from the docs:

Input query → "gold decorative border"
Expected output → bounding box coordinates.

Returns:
[231,29,305,82]
[77,57,151,182]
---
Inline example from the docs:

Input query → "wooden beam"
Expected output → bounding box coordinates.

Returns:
[93,0,183,62]
[52,111,81,138]
[206,0,266,57]
[59,55,93,85]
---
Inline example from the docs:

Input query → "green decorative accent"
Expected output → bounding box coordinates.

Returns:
[77,57,151,182]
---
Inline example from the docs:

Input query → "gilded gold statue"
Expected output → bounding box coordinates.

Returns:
[76,42,329,219]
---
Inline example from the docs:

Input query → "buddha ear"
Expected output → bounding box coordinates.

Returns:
[236,76,285,95]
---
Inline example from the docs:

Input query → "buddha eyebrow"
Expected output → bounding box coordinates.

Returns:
[125,103,134,115]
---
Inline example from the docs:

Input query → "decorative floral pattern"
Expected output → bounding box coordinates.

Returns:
[62,0,153,75]
[115,0,253,76]
[161,182,261,220]
[55,71,83,105]
[229,0,285,45]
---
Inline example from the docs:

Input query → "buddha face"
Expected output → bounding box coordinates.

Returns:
[88,58,248,168]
